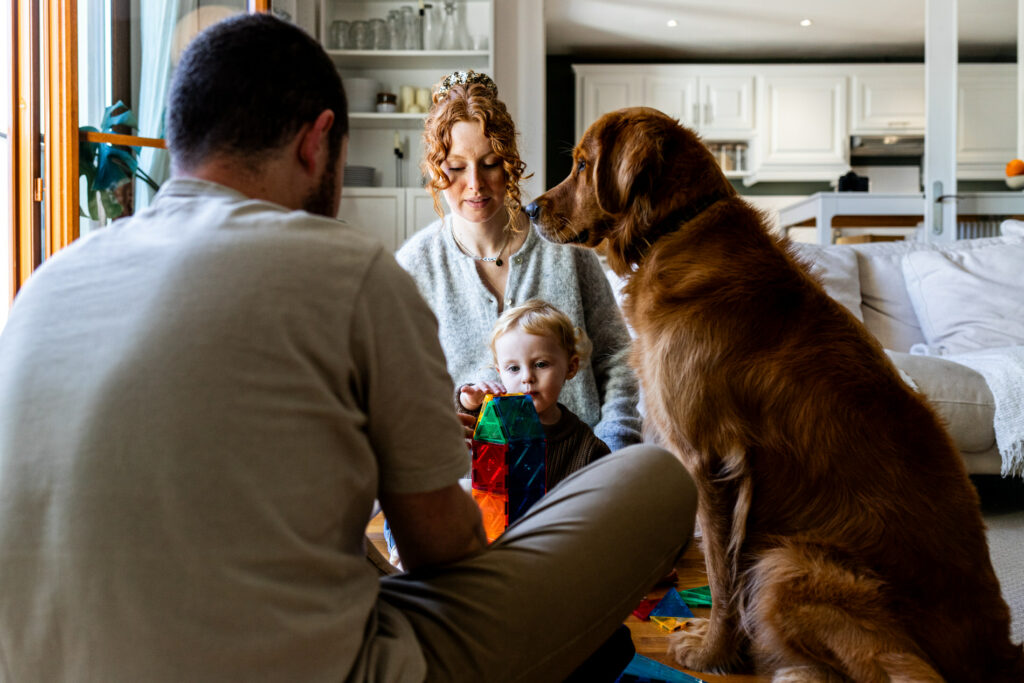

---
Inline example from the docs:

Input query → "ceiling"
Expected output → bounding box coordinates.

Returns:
[544,0,1020,60]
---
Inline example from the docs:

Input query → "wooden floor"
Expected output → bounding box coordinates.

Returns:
[366,514,768,682]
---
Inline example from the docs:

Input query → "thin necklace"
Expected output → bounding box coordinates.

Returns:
[452,225,511,267]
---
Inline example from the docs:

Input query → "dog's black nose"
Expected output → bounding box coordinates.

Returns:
[524,202,540,220]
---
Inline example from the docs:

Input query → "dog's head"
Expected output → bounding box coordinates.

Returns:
[528,107,733,275]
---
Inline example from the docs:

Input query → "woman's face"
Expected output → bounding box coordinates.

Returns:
[441,120,507,225]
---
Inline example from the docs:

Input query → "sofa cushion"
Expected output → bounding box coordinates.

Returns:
[901,240,1024,354]
[792,243,863,321]
[850,241,932,352]
[886,351,996,453]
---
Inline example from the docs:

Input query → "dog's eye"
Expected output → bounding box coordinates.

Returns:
[576,159,586,174]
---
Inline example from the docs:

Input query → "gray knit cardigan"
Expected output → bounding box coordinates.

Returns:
[396,216,642,451]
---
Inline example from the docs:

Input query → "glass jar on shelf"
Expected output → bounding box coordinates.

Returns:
[386,10,403,49]
[735,143,747,172]
[401,5,421,50]
[720,144,735,172]
[370,18,388,49]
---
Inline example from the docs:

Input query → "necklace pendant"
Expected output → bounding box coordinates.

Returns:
[495,258,503,267]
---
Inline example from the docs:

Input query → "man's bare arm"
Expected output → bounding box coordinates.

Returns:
[379,483,486,571]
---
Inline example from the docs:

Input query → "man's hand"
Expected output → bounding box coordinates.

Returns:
[457,412,477,447]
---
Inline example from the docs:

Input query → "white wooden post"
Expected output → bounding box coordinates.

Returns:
[494,0,546,201]
[924,0,958,243]
[1018,0,1024,159]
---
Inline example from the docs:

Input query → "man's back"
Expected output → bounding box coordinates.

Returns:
[0,178,465,680]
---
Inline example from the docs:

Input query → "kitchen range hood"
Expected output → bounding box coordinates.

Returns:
[850,134,924,158]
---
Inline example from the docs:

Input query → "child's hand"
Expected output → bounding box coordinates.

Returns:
[459,381,506,411]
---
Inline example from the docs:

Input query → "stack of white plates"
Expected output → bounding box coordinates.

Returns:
[344,77,379,113]
[344,165,375,187]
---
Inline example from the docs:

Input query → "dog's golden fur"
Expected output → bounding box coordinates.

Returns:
[530,107,1024,681]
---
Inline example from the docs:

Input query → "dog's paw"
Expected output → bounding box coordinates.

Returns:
[667,618,721,671]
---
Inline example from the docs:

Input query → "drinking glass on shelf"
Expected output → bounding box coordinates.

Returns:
[370,18,388,49]
[329,20,349,49]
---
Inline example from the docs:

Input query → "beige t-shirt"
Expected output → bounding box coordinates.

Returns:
[0,179,469,681]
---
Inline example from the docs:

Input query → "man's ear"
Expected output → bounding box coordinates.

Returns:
[565,354,580,381]
[297,109,335,175]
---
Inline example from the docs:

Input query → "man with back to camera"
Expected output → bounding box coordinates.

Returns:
[0,13,697,681]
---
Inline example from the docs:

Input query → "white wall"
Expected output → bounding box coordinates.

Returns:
[494,0,545,203]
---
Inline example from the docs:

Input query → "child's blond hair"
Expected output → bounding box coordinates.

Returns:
[489,299,592,366]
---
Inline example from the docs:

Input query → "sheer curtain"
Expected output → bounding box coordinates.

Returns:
[135,0,184,211]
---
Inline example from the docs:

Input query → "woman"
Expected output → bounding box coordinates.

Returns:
[396,70,642,451]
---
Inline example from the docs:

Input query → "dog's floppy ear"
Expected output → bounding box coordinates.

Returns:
[593,113,663,217]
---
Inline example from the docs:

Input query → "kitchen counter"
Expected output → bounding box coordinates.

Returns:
[778,192,1024,244]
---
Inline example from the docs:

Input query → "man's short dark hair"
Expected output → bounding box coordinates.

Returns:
[166,13,348,170]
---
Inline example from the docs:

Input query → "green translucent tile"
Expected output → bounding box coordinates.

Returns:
[474,395,508,443]
[679,586,712,608]
[494,394,545,441]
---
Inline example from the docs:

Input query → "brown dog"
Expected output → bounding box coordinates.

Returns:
[526,106,1024,681]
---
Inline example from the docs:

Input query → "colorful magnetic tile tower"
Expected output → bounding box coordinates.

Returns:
[471,393,546,542]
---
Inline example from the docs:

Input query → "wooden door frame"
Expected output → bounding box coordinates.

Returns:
[9,0,76,300]
[8,0,270,302]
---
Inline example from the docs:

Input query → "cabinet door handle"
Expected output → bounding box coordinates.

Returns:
[704,102,713,124]
[887,121,911,127]
[692,103,700,125]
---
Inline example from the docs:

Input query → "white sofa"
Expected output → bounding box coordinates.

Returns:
[796,228,1024,475]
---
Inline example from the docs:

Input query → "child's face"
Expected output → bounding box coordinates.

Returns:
[494,328,579,423]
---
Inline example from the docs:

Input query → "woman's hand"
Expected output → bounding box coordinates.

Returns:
[459,381,506,411]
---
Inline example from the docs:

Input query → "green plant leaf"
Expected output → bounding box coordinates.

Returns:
[95,145,138,191]
[99,189,124,220]
[87,189,101,222]
[78,102,160,222]
[101,100,138,132]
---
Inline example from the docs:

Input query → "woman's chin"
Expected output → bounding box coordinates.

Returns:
[455,203,503,225]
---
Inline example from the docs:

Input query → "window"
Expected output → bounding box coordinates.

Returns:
[5,0,266,324]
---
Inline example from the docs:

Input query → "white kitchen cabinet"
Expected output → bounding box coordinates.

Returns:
[338,188,444,252]
[575,69,641,138]
[957,64,1016,180]
[849,66,925,134]
[644,74,754,137]
[752,73,848,183]
[405,188,443,243]
[575,66,753,139]
[337,188,406,252]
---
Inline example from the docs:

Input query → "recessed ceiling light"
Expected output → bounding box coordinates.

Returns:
[667,19,678,28]
[800,19,812,27]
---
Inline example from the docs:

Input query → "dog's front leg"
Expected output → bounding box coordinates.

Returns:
[668,493,747,673]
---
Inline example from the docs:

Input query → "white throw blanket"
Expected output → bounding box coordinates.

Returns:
[943,345,1024,477]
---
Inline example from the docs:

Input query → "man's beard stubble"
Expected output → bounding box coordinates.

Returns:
[302,159,339,218]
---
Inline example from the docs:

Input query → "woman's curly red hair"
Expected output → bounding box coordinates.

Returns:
[421,79,531,226]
